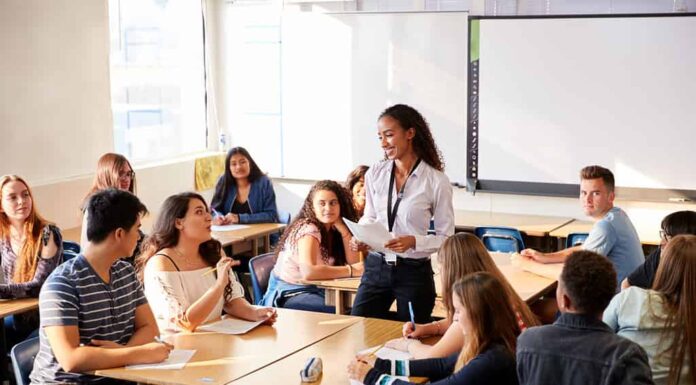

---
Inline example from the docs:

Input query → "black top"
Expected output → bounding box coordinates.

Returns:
[231,199,251,215]
[626,247,660,289]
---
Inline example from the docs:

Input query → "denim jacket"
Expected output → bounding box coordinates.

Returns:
[516,313,654,385]
[211,175,279,224]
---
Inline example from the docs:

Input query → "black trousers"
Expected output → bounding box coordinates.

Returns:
[351,252,436,323]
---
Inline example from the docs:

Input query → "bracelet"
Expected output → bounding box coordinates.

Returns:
[348,264,353,278]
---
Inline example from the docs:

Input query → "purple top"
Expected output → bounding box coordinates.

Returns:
[0,224,63,298]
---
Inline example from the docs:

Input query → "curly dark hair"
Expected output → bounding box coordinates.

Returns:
[211,147,265,212]
[137,192,234,301]
[379,104,444,171]
[560,250,617,316]
[275,180,358,266]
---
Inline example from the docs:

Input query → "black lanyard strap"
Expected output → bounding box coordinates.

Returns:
[387,158,422,232]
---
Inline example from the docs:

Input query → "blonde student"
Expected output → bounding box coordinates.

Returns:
[348,272,520,385]
[139,192,276,334]
[385,233,538,359]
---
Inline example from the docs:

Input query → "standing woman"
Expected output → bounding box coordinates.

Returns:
[351,104,454,323]
[345,165,369,219]
[211,147,279,225]
[81,153,142,264]
[0,175,63,344]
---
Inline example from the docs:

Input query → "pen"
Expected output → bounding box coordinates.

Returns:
[154,336,166,344]
[211,208,223,218]
[408,301,416,331]
[358,344,384,364]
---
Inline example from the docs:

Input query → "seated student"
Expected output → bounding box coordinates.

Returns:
[0,175,63,346]
[516,250,654,385]
[385,233,538,359]
[211,146,279,225]
[604,234,696,385]
[623,210,696,289]
[348,272,521,385]
[261,180,363,313]
[138,192,277,334]
[521,165,644,288]
[81,152,143,265]
[29,189,172,384]
[345,165,369,219]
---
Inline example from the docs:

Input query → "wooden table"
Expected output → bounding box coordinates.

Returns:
[0,298,40,380]
[232,317,429,385]
[550,219,661,246]
[308,252,559,317]
[96,309,360,385]
[212,223,286,253]
[454,210,574,237]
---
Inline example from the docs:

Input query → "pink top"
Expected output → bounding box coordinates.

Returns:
[273,221,337,284]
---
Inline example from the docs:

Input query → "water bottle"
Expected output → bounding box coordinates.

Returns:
[218,132,227,152]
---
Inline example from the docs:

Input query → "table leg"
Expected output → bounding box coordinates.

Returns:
[0,317,8,381]
[262,235,270,253]
[334,290,344,315]
[252,238,259,255]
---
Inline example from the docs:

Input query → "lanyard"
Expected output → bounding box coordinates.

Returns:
[387,158,422,232]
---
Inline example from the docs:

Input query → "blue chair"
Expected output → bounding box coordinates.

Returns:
[474,226,525,253]
[248,252,277,305]
[10,337,39,385]
[566,232,589,248]
[277,209,292,225]
[63,241,81,254]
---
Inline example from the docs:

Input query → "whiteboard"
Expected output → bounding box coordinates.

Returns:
[281,11,469,183]
[475,15,696,193]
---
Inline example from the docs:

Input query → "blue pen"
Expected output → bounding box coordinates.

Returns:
[408,301,416,330]
[211,208,223,218]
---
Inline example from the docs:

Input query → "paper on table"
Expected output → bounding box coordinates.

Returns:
[343,218,393,254]
[197,317,264,335]
[211,224,250,232]
[126,349,196,370]
[510,253,564,280]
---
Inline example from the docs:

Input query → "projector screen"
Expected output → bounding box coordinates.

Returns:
[469,14,696,201]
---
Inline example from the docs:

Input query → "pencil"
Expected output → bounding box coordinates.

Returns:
[201,267,216,277]
[365,343,384,358]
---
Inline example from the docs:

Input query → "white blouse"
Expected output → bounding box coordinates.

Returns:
[144,266,245,334]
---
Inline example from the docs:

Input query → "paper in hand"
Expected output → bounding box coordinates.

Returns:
[343,218,393,254]
[126,349,196,370]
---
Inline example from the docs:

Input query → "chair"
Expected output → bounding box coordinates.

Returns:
[248,252,277,305]
[63,241,81,254]
[277,209,292,225]
[566,232,589,248]
[474,226,525,253]
[10,337,39,385]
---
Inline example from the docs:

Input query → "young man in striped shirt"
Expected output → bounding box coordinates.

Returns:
[30,188,172,384]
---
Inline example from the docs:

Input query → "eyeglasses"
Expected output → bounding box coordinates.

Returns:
[119,170,135,179]
[659,230,671,242]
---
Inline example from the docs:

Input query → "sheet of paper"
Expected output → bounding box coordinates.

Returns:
[343,218,393,254]
[211,224,250,232]
[126,349,196,370]
[358,346,413,361]
[197,317,264,335]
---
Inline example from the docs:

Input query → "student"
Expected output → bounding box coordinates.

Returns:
[516,250,654,385]
[385,233,538,359]
[81,152,143,264]
[623,210,696,289]
[29,189,172,384]
[348,272,520,385]
[521,165,644,287]
[604,234,696,385]
[138,192,277,334]
[261,180,363,313]
[0,175,63,346]
[211,146,279,225]
[350,104,455,323]
[345,165,369,219]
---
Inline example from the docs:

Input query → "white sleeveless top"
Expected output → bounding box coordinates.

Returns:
[144,264,245,334]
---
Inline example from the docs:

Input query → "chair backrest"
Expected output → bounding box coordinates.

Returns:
[474,226,525,253]
[248,252,277,305]
[566,232,589,248]
[11,337,40,385]
[277,209,292,225]
[63,241,81,254]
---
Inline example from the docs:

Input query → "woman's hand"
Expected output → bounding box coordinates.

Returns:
[350,262,364,277]
[401,321,430,339]
[384,236,416,253]
[350,237,371,253]
[212,216,227,226]
[254,307,278,325]
[215,257,238,288]
[334,218,351,237]
[225,213,240,224]
[347,356,374,382]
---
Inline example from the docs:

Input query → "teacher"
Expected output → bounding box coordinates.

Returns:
[351,104,454,323]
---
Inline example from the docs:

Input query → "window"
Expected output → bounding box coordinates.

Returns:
[109,0,207,163]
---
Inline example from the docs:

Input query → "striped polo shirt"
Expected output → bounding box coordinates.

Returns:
[29,254,147,384]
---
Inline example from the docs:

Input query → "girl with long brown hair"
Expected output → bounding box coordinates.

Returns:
[138,192,276,334]
[80,153,142,263]
[604,234,696,385]
[0,175,62,343]
[348,272,520,385]
[386,233,539,358]
[261,180,363,313]
[345,165,369,218]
